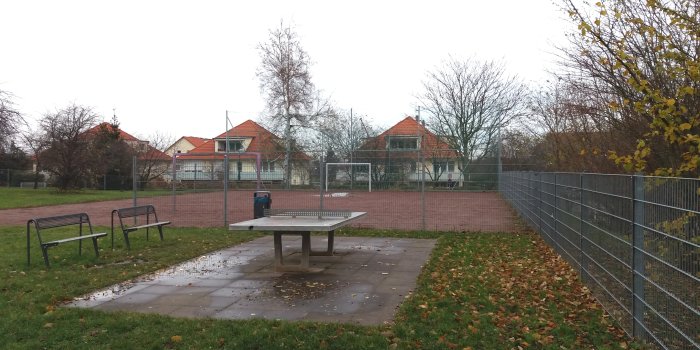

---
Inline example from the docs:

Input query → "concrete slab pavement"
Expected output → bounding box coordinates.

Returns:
[66,235,436,325]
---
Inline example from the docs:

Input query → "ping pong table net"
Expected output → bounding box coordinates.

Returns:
[264,209,351,218]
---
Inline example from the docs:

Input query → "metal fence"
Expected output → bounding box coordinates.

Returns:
[0,168,38,187]
[126,152,518,232]
[499,172,700,350]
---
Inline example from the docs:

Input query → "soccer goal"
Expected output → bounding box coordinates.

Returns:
[325,163,372,192]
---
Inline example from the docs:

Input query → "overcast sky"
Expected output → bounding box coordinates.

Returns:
[1,0,569,141]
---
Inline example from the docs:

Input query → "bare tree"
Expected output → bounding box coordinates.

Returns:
[0,89,23,154]
[315,109,372,160]
[419,58,527,180]
[315,109,381,187]
[135,131,174,188]
[257,21,315,189]
[20,126,49,189]
[39,104,99,190]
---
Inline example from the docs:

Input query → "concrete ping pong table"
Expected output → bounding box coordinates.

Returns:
[228,209,367,272]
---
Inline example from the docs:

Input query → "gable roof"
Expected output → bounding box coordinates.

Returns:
[86,122,141,142]
[142,145,172,161]
[182,136,208,148]
[213,119,280,154]
[359,117,456,158]
[84,122,171,161]
[179,119,310,160]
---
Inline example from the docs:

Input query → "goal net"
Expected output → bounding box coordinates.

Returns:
[325,163,372,192]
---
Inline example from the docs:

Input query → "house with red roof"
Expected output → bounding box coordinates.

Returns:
[173,120,311,185]
[165,136,209,156]
[356,116,460,186]
[85,122,171,161]
[87,123,171,186]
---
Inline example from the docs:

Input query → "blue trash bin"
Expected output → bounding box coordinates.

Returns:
[253,191,271,219]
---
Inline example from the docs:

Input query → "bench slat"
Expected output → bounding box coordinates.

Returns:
[44,232,107,246]
[34,213,89,230]
[117,205,155,218]
[123,221,171,232]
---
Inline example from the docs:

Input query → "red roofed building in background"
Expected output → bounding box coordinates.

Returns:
[84,122,171,188]
[85,122,170,162]
[356,116,460,187]
[165,136,209,156]
[173,120,311,185]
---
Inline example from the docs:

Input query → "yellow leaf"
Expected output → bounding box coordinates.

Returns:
[679,123,692,131]
[171,335,183,343]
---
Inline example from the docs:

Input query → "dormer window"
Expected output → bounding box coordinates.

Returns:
[388,137,418,150]
[217,139,244,152]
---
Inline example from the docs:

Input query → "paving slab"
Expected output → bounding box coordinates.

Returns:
[66,235,436,325]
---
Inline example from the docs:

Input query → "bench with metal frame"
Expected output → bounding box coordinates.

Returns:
[111,205,171,250]
[26,213,107,267]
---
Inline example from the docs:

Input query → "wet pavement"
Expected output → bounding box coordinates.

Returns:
[66,236,436,325]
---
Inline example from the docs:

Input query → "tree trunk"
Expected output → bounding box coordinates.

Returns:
[284,111,292,190]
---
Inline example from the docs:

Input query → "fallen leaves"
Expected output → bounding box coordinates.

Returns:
[395,232,632,349]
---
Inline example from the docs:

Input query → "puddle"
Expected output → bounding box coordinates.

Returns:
[69,251,259,304]
[66,236,437,325]
[349,243,404,255]
[142,253,253,280]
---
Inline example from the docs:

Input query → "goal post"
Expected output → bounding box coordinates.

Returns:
[325,162,372,192]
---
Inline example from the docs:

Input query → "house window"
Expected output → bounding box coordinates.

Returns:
[388,137,418,150]
[217,140,243,152]
[433,161,445,175]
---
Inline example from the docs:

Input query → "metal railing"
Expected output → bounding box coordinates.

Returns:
[500,172,700,350]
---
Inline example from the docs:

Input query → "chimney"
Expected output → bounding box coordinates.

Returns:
[422,120,425,127]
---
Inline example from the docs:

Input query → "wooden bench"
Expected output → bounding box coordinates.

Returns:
[111,205,171,250]
[26,213,107,267]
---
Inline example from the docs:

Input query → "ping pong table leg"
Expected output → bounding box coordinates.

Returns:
[300,232,310,269]
[273,232,284,268]
[273,231,314,272]
[327,230,334,255]
[310,230,335,256]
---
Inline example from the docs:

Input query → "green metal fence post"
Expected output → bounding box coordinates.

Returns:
[632,174,647,339]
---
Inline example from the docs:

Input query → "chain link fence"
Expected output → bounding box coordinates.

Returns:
[0,168,45,188]
[500,172,699,350]
[125,151,518,232]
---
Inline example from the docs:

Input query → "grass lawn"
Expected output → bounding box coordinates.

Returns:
[1,225,641,349]
[0,187,176,209]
